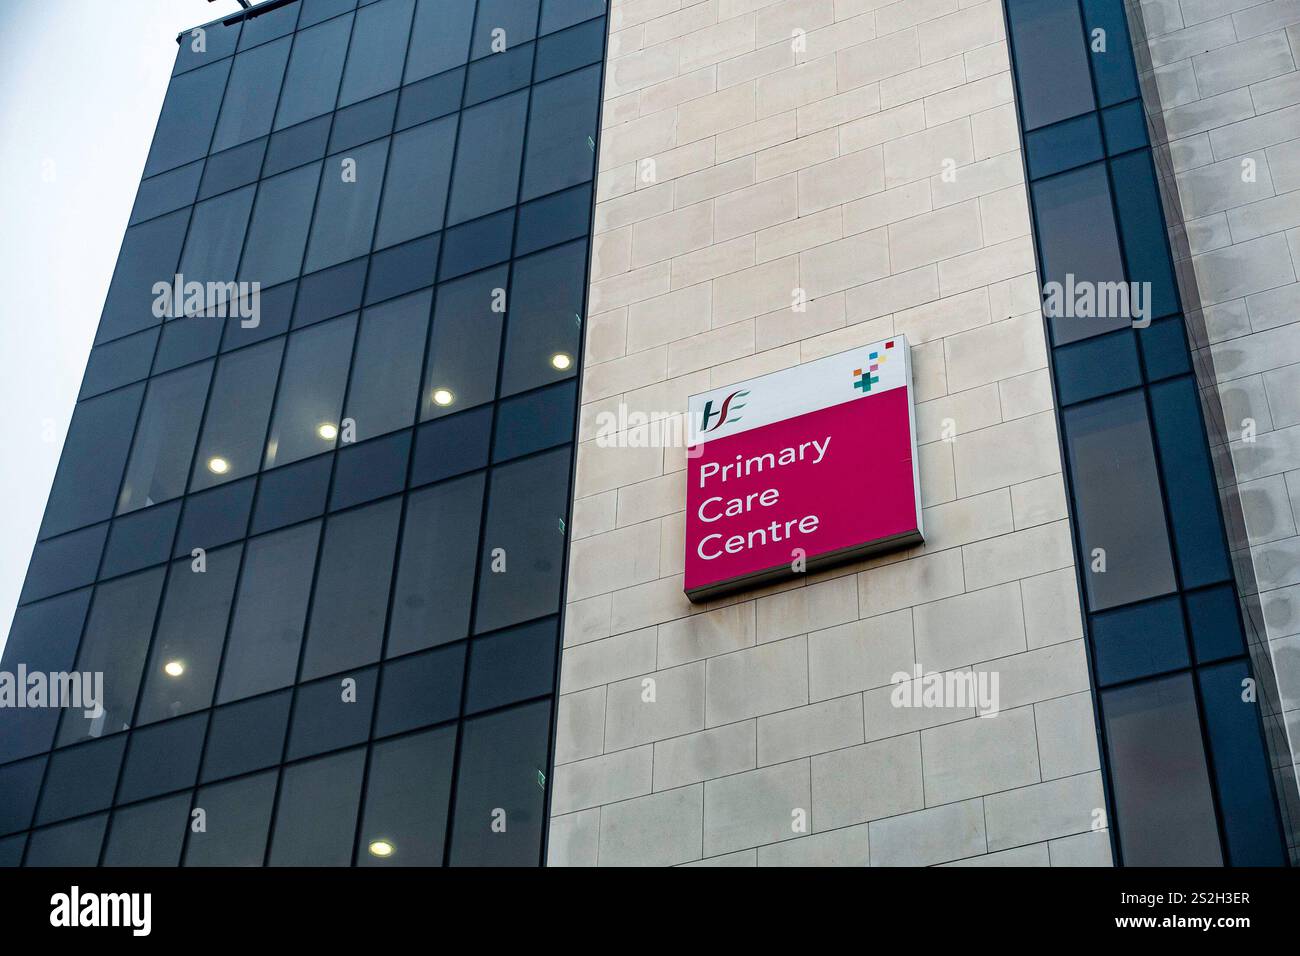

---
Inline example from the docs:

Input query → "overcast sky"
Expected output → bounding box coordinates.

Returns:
[0,0,246,651]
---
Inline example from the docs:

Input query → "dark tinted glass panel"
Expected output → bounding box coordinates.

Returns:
[374,645,464,735]
[130,162,203,226]
[1082,0,1139,107]
[98,209,189,343]
[363,234,441,304]
[1102,673,1223,865]
[447,91,528,225]
[174,477,255,557]
[521,65,600,201]
[494,380,577,461]
[501,240,585,395]
[345,290,430,440]
[24,814,107,867]
[191,338,284,491]
[137,545,243,724]
[1185,584,1247,664]
[144,59,231,177]
[0,591,92,763]
[116,711,207,803]
[80,327,158,400]
[304,139,389,272]
[301,0,359,28]
[329,90,399,153]
[1031,163,1129,345]
[213,36,292,152]
[275,13,353,130]
[1062,391,1176,611]
[57,567,166,745]
[103,793,190,866]
[269,747,365,865]
[1090,595,1188,686]
[375,117,456,249]
[201,690,292,783]
[536,17,605,81]
[100,501,181,579]
[1005,0,1094,130]
[405,0,476,83]
[1101,98,1147,155]
[265,114,332,175]
[1137,315,1192,382]
[540,0,604,34]
[1024,113,1103,181]
[240,161,321,287]
[251,454,333,533]
[439,207,514,279]
[329,429,411,510]
[1053,328,1140,406]
[154,313,223,373]
[185,770,277,865]
[1111,151,1179,322]
[421,267,506,420]
[517,182,593,255]
[174,20,241,75]
[472,0,540,59]
[0,757,45,836]
[264,314,356,468]
[339,0,415,106]
[296,257,368,326]
[449,699,549,865]
[474,446,571,633]
[388,474,485,655]
[218,520,321,703]
[238,1,300,49]
[466,617,558,712]
[286,668,377,760]
[178,185,256,290]
[465,42,534,106]
[37,735,126,824]
[199,139,267,200]
[18,523,107,605]
[302,498,401,679]
[117,361,213,513]
[397,69,465,130]
[358,726,455,865]
[410,405,492,485]
[0,835,24,867]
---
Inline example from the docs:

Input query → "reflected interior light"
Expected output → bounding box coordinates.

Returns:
[368,840,395,858]
[432,388,455,407]
[206,456,230,475]
[164,660,185,678]
[317,422,339,441]
[550,352,572,371]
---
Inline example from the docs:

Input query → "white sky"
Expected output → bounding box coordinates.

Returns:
[0,0,247,652]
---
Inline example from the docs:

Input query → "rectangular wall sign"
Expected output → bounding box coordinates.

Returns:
[684,337,923,601]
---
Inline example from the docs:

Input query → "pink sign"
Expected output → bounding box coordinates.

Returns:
[684,339,922,600]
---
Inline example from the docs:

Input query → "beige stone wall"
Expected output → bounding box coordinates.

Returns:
[550,0,1109,866]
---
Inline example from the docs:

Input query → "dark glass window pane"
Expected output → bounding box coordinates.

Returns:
[177,184,256,290]
[1102,673,1223,865]
[154,313,222,373]
[251,454,332,533]
[1053,328,1141,406]
[1149,376,1232,588]
[1186,584,1247,664]
[137,545,243,725]
[410,405,492,486]
[1062,391,1176,611]
[304,139,389,272]
[466,617,558,712]
[446,90,528,225]
[1005,0,1095,130]
[98,209,189,344]
[339,0,416,107]
[388,474,485,656]
[301,0,359,29]
[57,567,166,745]
[1137,315,1192,382]
[199,139,267,200]
[265,114,331,176]
[365,234,440,305]
[264,314,357,468]
[116,711,207,803]
[329,90,399,154]
[1102,98,1147,155]
[144,59,231,177]
[358,726,455,865]
[37,735,126,824]
[1031,163,1130,345]
[465,41,534,106]
[117,361,213,513]
[405,0,475,83]
[471,0,540,59]
[185,770,277,865]
[438,207,514,279]
[130,162,202,226]
[269,748,365,865]
[201,690,292,783]
[0,834,23,867]
[80,327,158,400]
[396,68,465,130]
[286,668,378,760]
[501,240,586,395]
[213,36,292,152]
[1111,151,1179,322]
[303,498,401,679]
[174,476,255,557]
[375,116,456,250]
[103,793,190,866]
[1024,113,1103,181]
[240,161,322,287]
[421,266,506,420]
[536,17,604,80]
[474,446,571,633]
[345,290,430,441]
[449,700,550,865]
[296,257,368,326]
[174,19,241,75]
[0,756,45,836]
[516,182,592,256]
[238,1,300,49]
[494,380,577,461]
[540,0,604,34]
[1198,660,1287,865]
[19,524,107,605]
[374,644,464,735]
[40,384,143,538]
[0,590,91,763]
[218,520,322,703]
[1082,0,1139,107]
[24,814,108,867]
[330,430,411,510]
[100,501,181,579]
[191,338,284,491]
[1091,595,1188,686]
[274,13,353,130]
[521,64,600,201]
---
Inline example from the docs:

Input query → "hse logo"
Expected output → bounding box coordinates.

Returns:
[852,340,896,393]
[699,389,749,433]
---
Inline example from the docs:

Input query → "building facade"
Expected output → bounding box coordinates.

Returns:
[2,0,1297,867]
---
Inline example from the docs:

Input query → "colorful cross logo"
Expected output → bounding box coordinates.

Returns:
[852,340,895,393]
